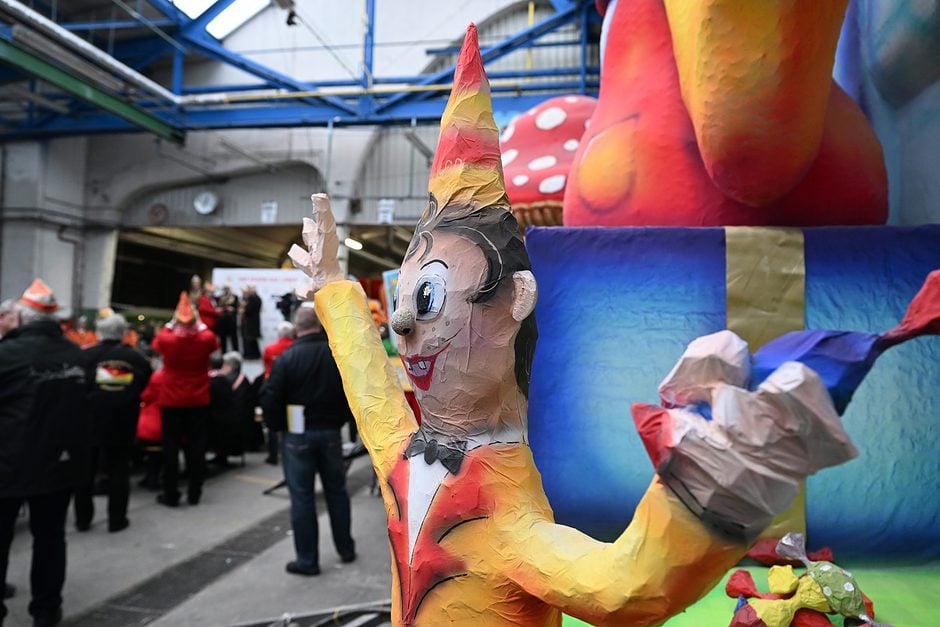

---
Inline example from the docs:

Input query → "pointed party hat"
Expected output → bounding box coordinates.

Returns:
[19,278,58,313]
[174,291,196,325]
[427,23,509,213]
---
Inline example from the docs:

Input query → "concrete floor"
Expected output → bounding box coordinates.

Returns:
[3,453,392,627]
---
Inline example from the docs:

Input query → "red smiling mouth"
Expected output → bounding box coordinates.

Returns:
[401,343,451,391]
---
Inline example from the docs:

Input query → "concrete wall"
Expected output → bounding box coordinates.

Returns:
[0,139,92,316]
[122,163,323,228]
[86,127,375,226]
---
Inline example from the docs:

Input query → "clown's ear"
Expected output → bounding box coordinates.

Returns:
[511,271,537,322]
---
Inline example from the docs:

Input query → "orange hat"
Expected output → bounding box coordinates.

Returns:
[19,278,58,313]
[175,291,196,324]
[98,307,115,318]
[427,23,509,213]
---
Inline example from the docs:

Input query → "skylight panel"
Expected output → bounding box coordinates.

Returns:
[173,0,214,19]
[206,0,271,39]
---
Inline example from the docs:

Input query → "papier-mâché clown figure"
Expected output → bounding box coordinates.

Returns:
[289,24,939,627]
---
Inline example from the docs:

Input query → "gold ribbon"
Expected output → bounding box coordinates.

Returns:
[725,226,807,537]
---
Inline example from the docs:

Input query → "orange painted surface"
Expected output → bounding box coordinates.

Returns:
[564,0,887,227]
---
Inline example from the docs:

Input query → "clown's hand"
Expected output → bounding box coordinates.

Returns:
[289,194,345,299]
[632,331,858,542]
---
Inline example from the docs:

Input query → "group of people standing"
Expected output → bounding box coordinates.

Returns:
[0,276,362,626]
[189,275,263,359]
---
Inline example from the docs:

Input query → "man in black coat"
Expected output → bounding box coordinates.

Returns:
[0,279,90,627]
[240,285,262,360]
[73,315,152,533]
[261,307,356,576]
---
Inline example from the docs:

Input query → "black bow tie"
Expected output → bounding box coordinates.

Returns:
[404,429,467,475]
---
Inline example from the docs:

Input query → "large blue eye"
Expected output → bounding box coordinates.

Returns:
[414,275,445,320]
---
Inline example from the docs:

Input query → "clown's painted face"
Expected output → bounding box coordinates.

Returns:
[392,228,523,434]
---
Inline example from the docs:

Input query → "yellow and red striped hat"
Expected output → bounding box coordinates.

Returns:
[426,23,509,213]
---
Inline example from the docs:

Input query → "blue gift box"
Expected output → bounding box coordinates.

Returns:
[526,225,940,559]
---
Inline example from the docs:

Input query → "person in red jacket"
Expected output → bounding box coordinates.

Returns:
[137,366,164,491]
[151,292,220,507]
[190,275,220,332]
[262,321,295,379]
[261,321,295,464]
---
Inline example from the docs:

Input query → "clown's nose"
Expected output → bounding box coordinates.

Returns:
[390,307,416,336]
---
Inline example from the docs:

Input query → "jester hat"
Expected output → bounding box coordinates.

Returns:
[174,291,196,325]
[19,278,58,313]
[426,23,509,217]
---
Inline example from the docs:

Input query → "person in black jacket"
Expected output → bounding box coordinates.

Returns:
[0,279,90,627]
[260,306,356,576]
[240,285,262,360]
[73,315,152,533]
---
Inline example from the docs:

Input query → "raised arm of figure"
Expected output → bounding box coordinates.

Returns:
[291,194,417,479]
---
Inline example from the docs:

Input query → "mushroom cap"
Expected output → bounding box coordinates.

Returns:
[500,95,597,227]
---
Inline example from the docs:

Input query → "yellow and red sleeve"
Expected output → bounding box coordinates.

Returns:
[314,280,417,478]
[503,477,749,626]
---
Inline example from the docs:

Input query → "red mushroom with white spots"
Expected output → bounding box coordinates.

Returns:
[499,95,597,227]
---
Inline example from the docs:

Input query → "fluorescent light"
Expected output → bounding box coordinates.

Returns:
[344,237,363,251]
[207,0,270,39]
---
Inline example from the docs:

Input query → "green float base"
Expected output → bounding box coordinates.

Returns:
[562,563,940,626]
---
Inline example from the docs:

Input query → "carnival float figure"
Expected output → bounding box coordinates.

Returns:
[288,24,938,627]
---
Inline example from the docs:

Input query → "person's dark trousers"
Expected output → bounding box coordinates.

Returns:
[242,335,260,360]
[217,328,239,353]
[281,429,355,570]
[74,446,132,530]
[0,489,71,625]
[160,406,209,504]
[266,428,279,464]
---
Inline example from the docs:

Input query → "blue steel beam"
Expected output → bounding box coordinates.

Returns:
[548,0,578,11]
[0,92,560,139]
[180,34,359,114]
[579,0,589,93]
[359,0,376,117]
[362,0,375,87]
[426,38,583,56]
[375,5,579,113]
[176,67,600,94]
[145,0,190,25]
[60,19,176,31]
[169,0,357,114]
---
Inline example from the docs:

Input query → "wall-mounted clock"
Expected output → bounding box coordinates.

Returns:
[193,190,220,215]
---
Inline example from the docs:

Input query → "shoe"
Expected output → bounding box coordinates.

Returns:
[108,519,130,533]
[75,520,91,532]
[32,607,62,627]
[285,561,320,576]
[264,457,278,465]
[187,492,201,505]
[340,552,357,564]
[156,494,179,507]
[4,582,15,599]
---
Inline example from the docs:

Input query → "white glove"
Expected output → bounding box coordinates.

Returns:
[634,331,858,540]
[288,193,345,298]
